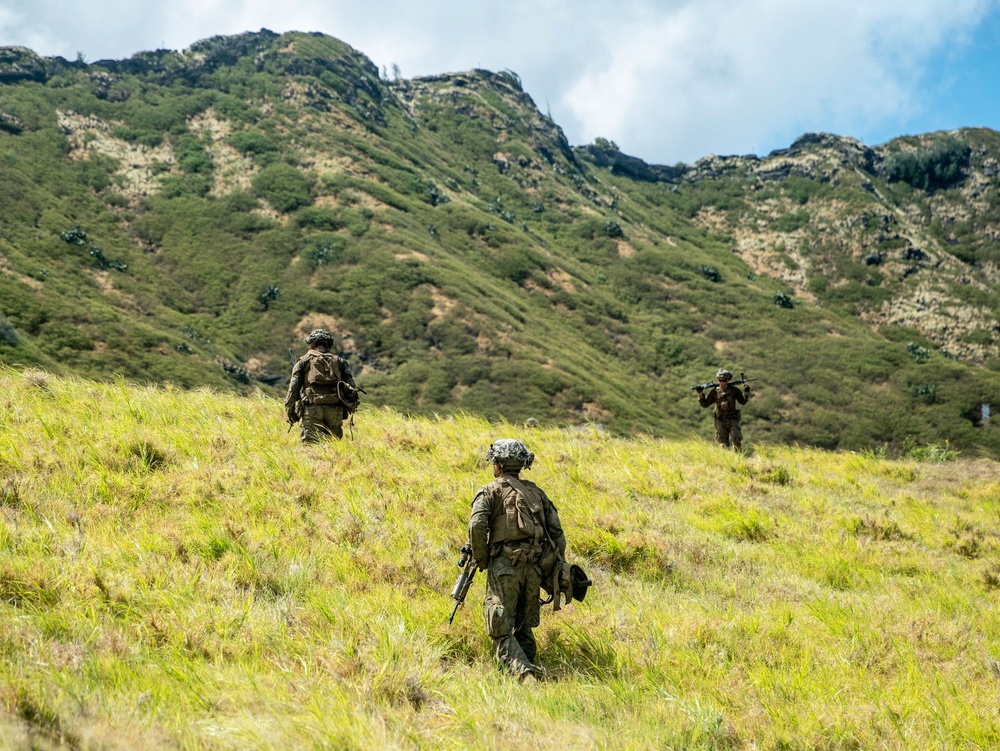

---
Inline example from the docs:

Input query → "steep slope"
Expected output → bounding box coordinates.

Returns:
[0,31,998,454]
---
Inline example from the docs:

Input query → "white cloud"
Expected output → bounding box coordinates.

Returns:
[560,0,995,161]
[0,0,995,162]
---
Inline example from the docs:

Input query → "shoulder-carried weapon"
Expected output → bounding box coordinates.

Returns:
[691,373,757,391]
[448,543,477,624]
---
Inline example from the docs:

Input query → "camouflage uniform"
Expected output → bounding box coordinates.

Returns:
[285,330,357,443]
[469,440,565,680]
[698,369,750,450]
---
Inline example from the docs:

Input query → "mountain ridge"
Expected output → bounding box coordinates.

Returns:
[0,29,998,454]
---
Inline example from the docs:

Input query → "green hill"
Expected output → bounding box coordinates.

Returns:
[0,31,999,454]
[1,368,999,749]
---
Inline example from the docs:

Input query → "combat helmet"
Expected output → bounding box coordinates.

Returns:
[304,328,334,347]
[569,564,593,602]
[716,369,733,381]
[485,439,534,470]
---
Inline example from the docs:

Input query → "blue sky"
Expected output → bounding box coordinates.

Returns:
[903,10,1000,142]
[1,0,998,164]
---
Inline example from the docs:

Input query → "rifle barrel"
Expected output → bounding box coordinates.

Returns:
[691,377,757,390]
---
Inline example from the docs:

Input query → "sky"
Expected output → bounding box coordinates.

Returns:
[1,0,999,165]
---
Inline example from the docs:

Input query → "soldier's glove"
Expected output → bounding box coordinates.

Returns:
[695,386,704,393]
[286,408,300,425]
[743,386,751,397]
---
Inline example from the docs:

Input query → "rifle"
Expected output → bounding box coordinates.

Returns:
[448,543,477,624]
[337,381,367,440]
[287,348,298,432]
[691,373,757,391]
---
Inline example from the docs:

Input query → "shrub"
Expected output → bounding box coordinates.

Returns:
[772,209,810,233]
[486,196,513,222]
[700,265,721,282]
[885,136,970,190]
[773,292,795,309]
[0,315,17,346]
[229,130,279,156]
[221,360,250,384]
[60,227,87,245]
[88,246,127,272]
[605,221,623,238]
[253,164,313,212]
[258,285,280,311]
[175,136,213,175]
[111,127,163,148]
[425,182,450,206]
[904,438,959,462]
[906,342,931,362]
[294,206,346,230]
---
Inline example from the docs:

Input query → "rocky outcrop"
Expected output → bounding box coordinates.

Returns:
[769,132,877,172]
[576,132,878,185]
[574,144,689,183]
[0,47,48,83]
[394,69,578,167]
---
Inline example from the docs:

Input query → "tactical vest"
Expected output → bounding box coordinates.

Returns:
[484,475,547,546]
[714,385,741,417]
[300,351,344,405]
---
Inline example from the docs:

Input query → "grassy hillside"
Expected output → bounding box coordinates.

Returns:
[1,367,999,749]
[0,32,999,455]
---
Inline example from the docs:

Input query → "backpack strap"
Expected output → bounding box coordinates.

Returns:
[506,476,568,611]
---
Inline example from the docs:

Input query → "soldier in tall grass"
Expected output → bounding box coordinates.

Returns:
[469,439,566,682]
[285,329,358,442]
[697,368,751,451]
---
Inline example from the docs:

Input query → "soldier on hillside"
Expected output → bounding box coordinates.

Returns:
[696,368,751,451]
[468,439,566,683]
[285,329,359,442]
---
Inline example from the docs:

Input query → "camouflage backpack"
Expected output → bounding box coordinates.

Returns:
[302,352,344,405]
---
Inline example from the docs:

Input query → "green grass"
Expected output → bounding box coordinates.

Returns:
[1,366,1000,749]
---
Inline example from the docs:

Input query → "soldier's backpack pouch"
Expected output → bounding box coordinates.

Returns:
[305,353,342,386]
[303,353,343,405]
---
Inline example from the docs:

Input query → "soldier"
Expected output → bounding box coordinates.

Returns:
[696,368,751,450]
[468,439,566,682]
[285,329,358,442]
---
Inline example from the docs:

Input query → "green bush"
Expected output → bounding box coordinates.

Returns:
[773,292,795,309]
[906,342,931,362]
[258,285,280,311]
[772,209,809,233]
[700,265,721,282]
[111,127,163,148]
[252,164,313,212]
[885,137,970,190]
[294,206,346,230]
[0,315,17,346]
[229,130,279,156]
[175,135,213,175]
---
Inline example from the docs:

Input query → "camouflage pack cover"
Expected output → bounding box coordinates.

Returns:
[304,328,334,346]
[485,439,534,469]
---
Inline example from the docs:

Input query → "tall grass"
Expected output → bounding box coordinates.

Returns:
[0,367,999,749]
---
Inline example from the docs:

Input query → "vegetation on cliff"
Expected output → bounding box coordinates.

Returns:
[0,31,998,454]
